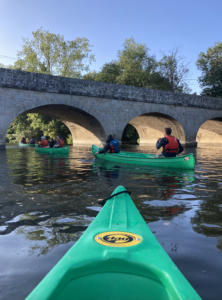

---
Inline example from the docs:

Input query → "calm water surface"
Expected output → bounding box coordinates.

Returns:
[0,145,222,300]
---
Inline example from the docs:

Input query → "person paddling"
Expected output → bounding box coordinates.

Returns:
[21,137,26,144]
[96,135,120,154]
[56,135,64,147]
[156,128,184,157]
[39,136,48,147]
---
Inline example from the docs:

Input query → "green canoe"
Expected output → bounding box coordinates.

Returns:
[92,145,195,170]
[19,142,36,147]
[35,145,69,154]
[26,186,201,300]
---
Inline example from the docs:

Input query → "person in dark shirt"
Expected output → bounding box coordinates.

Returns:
[96,135,120,154]
[29,137,36,144]
[156,128,184,157]
[49,138,56,148]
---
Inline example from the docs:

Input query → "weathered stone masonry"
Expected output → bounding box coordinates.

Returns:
[1,68,222,149]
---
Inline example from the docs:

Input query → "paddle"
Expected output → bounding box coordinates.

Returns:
[98,138,104,150]
[93,138,105,160]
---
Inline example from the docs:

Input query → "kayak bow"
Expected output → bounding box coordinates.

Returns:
[19,142,36,147]
[26,186,201,300]
[92,145,195,170]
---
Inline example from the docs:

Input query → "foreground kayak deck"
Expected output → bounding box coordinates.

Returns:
[35,145,69,154]
[92,145,195,170]
[19,142,36,147]
[26,186,201,300]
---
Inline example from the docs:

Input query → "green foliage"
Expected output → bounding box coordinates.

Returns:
[83,38,182,91]
[122,124,139,144]
[196,42,222,97]
[82,70,98,81]
[13,28,95,78]
[6,115,42,143]
[27,114,70,140]
[116,38,161,88]
[96,62,122,84]
[66,134,73,145]
[6,114,71,143]
[0,63,14,70]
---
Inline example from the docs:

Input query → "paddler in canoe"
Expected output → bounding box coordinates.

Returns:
[38,136,48,147]
[96,135,120,155]
[29,137,36,144]
[20,137,27,144]
[156,127,184,157]
[49,138,56,148]
[56,135,64,147]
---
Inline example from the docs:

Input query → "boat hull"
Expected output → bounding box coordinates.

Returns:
[25,186,201,300]
[35,145,69,154]
[92,145,195,169]
[19,142,36,147]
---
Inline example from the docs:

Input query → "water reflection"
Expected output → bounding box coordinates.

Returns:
[1,145,222,300]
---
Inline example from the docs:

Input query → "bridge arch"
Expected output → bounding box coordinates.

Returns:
[121,111,186,145]
[197,117,222,147]
[0,90,106,147]
[24,104,106,144]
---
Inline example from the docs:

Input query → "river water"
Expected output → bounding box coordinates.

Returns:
[0,145,222,300]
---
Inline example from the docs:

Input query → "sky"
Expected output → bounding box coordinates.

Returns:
[0,0,221,94]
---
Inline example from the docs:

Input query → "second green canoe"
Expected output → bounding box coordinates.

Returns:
[25,186,201,300]
[92,145,195,169]
[19,142,36,147]
[35,145,69,154]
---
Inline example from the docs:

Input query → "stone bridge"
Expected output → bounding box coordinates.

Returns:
[1,68,222,150]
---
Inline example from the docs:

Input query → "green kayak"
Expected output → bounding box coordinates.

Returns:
[19,142,36,147]
[92,145,195,170]
[35,145,69,154]
[26,186,201,300]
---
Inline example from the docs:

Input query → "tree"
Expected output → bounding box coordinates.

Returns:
[158,46,191,93]
[6,114,71,143]
[116,38,160,88]
[96,62,122,84]
[82,70,98,81]
[6,115,41,143]
[84,38,167,90]
[122,124,139,144]
[196,42,222,98]
[13,28,95,78]
[27,114,70,140]
[0,63,14,70]
[83,62,122,84]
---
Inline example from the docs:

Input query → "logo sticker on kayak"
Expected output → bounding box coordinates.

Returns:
[184,157,190,161]
[95,231,142,247]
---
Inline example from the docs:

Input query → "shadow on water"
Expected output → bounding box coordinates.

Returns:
[0,144,222,300]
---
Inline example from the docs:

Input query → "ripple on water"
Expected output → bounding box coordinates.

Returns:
[1,145,222,300]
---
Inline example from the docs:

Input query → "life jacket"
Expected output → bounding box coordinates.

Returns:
[110,139,120,153]
[22,138,26,144]
[164,136,179,153]
[41,140,48,147]
[58,139,64,147]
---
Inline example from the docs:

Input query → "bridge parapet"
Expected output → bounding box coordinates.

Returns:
[1,68,222,110]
